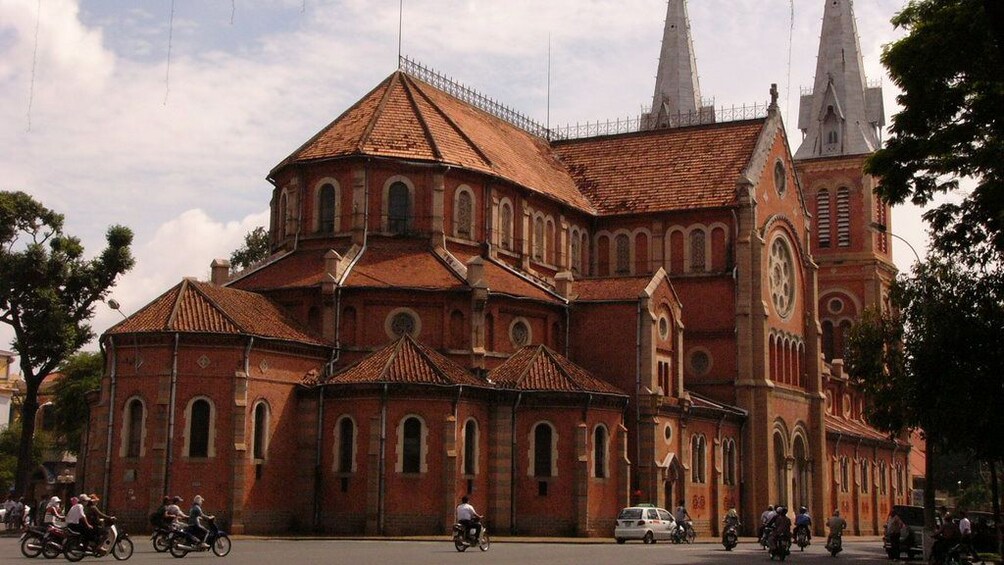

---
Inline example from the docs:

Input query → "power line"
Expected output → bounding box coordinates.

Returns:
[785,0,794,128]
[164,0,176,106]
[26,0,41,132]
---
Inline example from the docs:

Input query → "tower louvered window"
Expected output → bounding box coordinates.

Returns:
[817,190,831,248]
[836,188,851,247]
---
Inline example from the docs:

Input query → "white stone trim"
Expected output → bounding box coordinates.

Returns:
[333,414,358,473]
[119,396,147,458]
[250,399,271,462]
[182,396,217,459]
[381,175,416,233]
[312,177,342,234]
[528,420,558,478]
[395,414,429,474]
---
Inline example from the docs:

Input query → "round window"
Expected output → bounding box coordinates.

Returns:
[774,161,787,196]
[510,319,530,347]
[769,236,796,319]
[390,312,416,337]
[664,424,673,443]
[658,316,670,340]
[828,298,844,314]
[690,350,711,376]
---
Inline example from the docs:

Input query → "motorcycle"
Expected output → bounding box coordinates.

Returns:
[168,517,232,558]
[19,524,48,558]
[671,520,696,544]
[721,523,739,551]
[768,531,792,561]
[41,523,70,559]
[759,524,774,549]
[825,532,843,557]
[452,517,490,552]
[795,524,811,551]
[151,521,182,553]
[62,519,134,561]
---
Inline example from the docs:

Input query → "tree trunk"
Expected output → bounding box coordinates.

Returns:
[990,459,1001,560]
[923,437,937,560]
[15,376,40,496]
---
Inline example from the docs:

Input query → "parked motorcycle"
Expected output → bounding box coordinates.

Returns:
[721,524,739,551]
[168,517,232,558]
[825,532,843,557]
[452,517,490,552]
[768,531,792,561]
[19,524,48,558]
[62,519,133,561]
[795,525,811,551]
[670,520,695,544]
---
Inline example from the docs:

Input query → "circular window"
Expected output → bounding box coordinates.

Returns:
[658,316,670,340]
[664,424,673,443]
[510,318,531,347]
[769,236,796,319]
[828,298,844,314]
[825,391,833,414]
[774,161,787,196]
[385,308,421,339]
[690,350,711,376]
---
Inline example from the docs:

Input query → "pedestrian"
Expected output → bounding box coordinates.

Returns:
[885,510,904,560]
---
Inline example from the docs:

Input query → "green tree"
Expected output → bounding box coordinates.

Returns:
[865,0,1004,258]
[229,226,269,273]
[0,191,134,494]
[48,351,103,455]
[0,423,42,493]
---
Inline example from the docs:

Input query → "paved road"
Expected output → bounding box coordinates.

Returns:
[0,535,899,564]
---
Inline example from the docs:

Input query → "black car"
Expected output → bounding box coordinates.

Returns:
[967,511,998,554]
[883,505,940,561]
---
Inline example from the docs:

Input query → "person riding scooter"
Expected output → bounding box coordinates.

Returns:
[455,496,483,543]
[767,505,792,553]
[795,506,812,542]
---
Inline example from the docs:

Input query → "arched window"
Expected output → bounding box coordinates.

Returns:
[499,202,513,250]
[823,106,840,153]
[401,416,423,474]
[879,461,888,495]
[123,398,144,458]
[278,192,289,238]
[318,183,336,234]
[614,234,630,274]
[690,434,707,483]
[774,433,787,502]
[593,425,608,479]
[793,437,809,510]
[252,401,269,460]
[689,230,706,272]
[840,456,850,493]
[388,182,410,234]
[533,423,554,478]
[186,398,214,458]
[570,231,582,274]
[455,189,473,238]
[546,218,556,264]
[463,420,478,476]
[723,439,737,486]
[596,235,610,276]
[860,459,870,493]
[533,217,544,261]
[816,189,831,248]
[336,417,355,473]
[839,320,852,359]
[822,320,835,362]
[836,187,851,247]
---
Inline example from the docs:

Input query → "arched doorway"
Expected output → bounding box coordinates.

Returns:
[663,455,684,510]
[792,436,810,511]
[773,432,789,508]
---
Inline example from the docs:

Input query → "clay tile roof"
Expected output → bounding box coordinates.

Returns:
[687,391,747,417]
[825,413,904,444]
[573,276,654,302]
[553,119,766,214]
[228,247,331,291]
[105,279,327,346]
[274,71,594,214]
[489,345,625,396]
[448,247,560,302]
[326,334,488,387]
[345,238,467,290]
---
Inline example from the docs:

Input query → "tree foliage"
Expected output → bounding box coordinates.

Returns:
[49,351,103,455]
[0,190,134,494]
[866,0,1004,258]
[229,226,269,273]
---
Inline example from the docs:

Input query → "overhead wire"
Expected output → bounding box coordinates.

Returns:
[164,0,176,106]
[26,0,41,132]
[785,0,795,127]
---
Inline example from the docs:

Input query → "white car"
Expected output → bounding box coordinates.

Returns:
[614,505,678,544]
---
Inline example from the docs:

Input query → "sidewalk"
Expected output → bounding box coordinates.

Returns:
[233,534,886,544]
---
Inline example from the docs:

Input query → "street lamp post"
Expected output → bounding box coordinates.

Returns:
[870,222,922,264]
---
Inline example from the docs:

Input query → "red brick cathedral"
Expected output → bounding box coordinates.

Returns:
[82,0,909,537]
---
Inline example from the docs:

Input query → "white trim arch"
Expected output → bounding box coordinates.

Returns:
[313,177,341,234]
[498,197,515,251]
[453,185,476,240]
[334,415,358,473]
[462,417,480,476]
[592,424,610,479]
[382,175,416,234]
[183,396,217,459]
[528,420,558,478]
[119,396,147,458]
[396,414,429,474]
[251,399,271,462]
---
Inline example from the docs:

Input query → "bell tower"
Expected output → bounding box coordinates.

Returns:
[794,0,896,363]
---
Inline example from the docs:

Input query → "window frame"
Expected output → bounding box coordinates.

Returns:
[183,396,216,459]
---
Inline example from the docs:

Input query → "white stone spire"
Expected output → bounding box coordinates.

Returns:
[643,0,713,129]
[795,0,885,159]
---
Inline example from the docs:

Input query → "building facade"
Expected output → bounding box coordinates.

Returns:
[81,0,911,537]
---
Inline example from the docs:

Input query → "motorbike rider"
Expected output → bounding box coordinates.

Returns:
[795,506,812,541]
[150,496,170,530]
[456,496,483,542]
[187,495,215,548]
[164,496,188,526]
[767,505,792,552]
[931,511,962,563]
[674,500,693,537]
[722,508,741,543]
[84,494,113,553]
[65,495,95,549]
[42,496,64,525]
[826,508,847,548]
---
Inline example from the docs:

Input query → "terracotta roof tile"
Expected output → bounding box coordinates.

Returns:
[345,238,466,290]
[489,345,625,396]
[553,120,765,214]
[105,280,327,346]
[448,247,559,302]
[326,334,488,387]
[825,414,905,444]
[573,276,653,301]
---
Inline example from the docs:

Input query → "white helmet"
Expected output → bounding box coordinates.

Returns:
[193,495,204,505]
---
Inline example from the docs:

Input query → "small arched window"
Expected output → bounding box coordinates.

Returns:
[593,425,608,479]
[860,459,870,493]
[124,398,144,458]
[402,417,423,474]
[533,423,554,478]
[318,183,336,234]
[689,230,706,272]
[499,202,513,250]
[337,417,354,473]
[463,420,478,476]
[615,234,630,274]
[388,182,410,234]
[691,434,707,483]
[252,401,269,460]
[187,398,213,458]
[823,106,840,152]
[570,231,582,274]
[456,190,473,238]
[723,439,737,486]
[533,217,544,261]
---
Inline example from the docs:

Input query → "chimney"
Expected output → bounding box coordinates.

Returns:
[554,271,574,298]
[466,256,485,287]
[324,250,342,280]
[210,259,231,286]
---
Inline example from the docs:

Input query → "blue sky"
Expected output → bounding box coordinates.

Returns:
[0,0,923,356]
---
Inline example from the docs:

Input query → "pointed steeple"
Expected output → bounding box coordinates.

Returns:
[795,0,884,159]
[643,0,713,129]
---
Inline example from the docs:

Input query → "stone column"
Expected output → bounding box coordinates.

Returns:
[431,173,446,246]
[488,402,514,534]
[229,370,249,534]
[365,415,381,535]
[351,166,366,245]
[520,202,531,270]
[442,415,458,533]
[574,422,589,535]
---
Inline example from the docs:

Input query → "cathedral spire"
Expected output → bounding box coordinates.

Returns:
[795,0,884,159]
[643,0,712,129]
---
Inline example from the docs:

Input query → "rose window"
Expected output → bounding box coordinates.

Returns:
[511,320,530,346]
[769,237,796,318]
[390,312,416,337]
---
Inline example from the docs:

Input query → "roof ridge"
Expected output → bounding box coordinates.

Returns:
[379,336,407,382]
[187,281,245,333]
[166,279,192,329]
[541,345,585,392]
[406,75,495,167]
[403,333,453,385]
[357,72,403,153]
[399,76,444,161]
